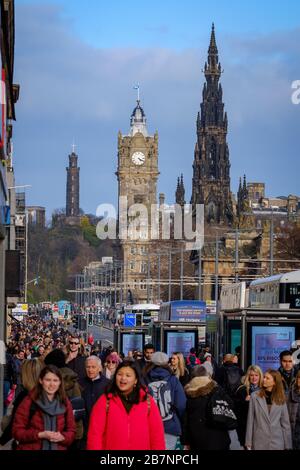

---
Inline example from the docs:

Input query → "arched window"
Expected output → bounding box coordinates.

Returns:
[208,140,217,179]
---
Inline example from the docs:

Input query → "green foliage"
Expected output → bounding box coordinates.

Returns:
[27,216,114,303]
[82,224,101,247]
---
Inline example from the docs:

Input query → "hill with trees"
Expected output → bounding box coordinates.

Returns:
[27,217,114,303]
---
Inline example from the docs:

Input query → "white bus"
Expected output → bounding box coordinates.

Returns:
[249,270,300,309]
[220,270,300,311]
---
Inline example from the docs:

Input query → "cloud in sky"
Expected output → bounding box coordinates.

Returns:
[13,3,300,220]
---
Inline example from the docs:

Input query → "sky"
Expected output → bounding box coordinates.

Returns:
[13,0,300,221]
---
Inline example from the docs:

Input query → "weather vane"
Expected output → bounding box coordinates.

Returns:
[133,83,140,102]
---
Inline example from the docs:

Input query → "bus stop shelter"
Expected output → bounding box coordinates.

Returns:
[221,307,300,371]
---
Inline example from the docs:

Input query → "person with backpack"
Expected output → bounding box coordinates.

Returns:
[87,360,165,450]
[215,353,244,399]
[144,352,187,450]
[182,370,232,450]
[12,365,76,450]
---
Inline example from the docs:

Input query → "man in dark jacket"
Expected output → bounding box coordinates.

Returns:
[278,350,298,396]
[136,343,155,373]
[65,335,86,386]
[81,355,110,420]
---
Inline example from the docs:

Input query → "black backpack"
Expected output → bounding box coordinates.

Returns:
[223,366,242,397]
[206,387,238,431]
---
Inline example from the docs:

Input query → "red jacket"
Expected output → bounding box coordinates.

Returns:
[87,389,166,450]
[12,393,76,450]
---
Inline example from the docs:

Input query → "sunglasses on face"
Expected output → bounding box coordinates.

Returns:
[107,360,117,364]
[69,341,79,345]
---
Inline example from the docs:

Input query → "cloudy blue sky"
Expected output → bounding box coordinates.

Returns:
[13,0,300,220]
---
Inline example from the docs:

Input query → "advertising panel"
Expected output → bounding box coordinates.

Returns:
[122,333,143,357]
[165,331,196,357]
[251,325,295,371]
[170,300,206,323]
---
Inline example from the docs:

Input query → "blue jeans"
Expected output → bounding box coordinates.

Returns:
[3,380,11,415]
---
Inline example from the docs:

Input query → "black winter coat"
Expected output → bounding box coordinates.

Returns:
[66,355,86,386]
[81,375,110,419]
[287,386,300,450]
[234,384,260,447]
[182,377,230,450]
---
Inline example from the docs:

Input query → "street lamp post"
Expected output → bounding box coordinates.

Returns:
[24,209,28,303]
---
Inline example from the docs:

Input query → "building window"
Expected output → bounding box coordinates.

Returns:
[130,246,136,255]
[130,262,135,270]
[140,246,147,255]
[72,197,74,204]
[141,261,148,273]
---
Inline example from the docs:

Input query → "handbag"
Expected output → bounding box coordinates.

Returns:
[69,396,86,422]
[4,388,15,407]
[206,387,237,431]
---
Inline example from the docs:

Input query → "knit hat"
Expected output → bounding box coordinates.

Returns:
[151,351,169,366]
[204,352,212,359]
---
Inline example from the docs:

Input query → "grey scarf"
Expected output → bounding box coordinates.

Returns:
[35,392,66,450]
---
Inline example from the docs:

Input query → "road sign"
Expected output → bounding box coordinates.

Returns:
[124,313,136,327]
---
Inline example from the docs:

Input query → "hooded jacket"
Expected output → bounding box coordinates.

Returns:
[182,376,230,450]
[146,366,186,436]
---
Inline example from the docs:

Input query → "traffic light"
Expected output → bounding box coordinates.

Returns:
[73,314,79,329]
[88,313,93,327]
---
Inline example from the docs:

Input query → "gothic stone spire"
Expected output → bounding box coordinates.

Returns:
[191,24,233,226]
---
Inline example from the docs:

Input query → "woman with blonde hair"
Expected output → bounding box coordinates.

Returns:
[170,352,189,386]
[245,369,292,450]
[234,364,263,448]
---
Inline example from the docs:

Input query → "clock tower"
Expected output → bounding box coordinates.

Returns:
[116,98,159,303]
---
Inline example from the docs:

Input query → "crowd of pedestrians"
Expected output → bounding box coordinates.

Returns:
[1,314,300,451]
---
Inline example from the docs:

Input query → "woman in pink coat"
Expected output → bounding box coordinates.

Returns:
[87,360,165,450]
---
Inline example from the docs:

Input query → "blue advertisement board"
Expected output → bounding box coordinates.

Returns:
[170,300,206,323]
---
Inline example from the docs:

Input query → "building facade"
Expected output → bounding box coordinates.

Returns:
[116,98,159,303]
[27,205,45,228]
[0,0,20,419]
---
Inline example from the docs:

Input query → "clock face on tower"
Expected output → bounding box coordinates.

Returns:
[131,151,145,166]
